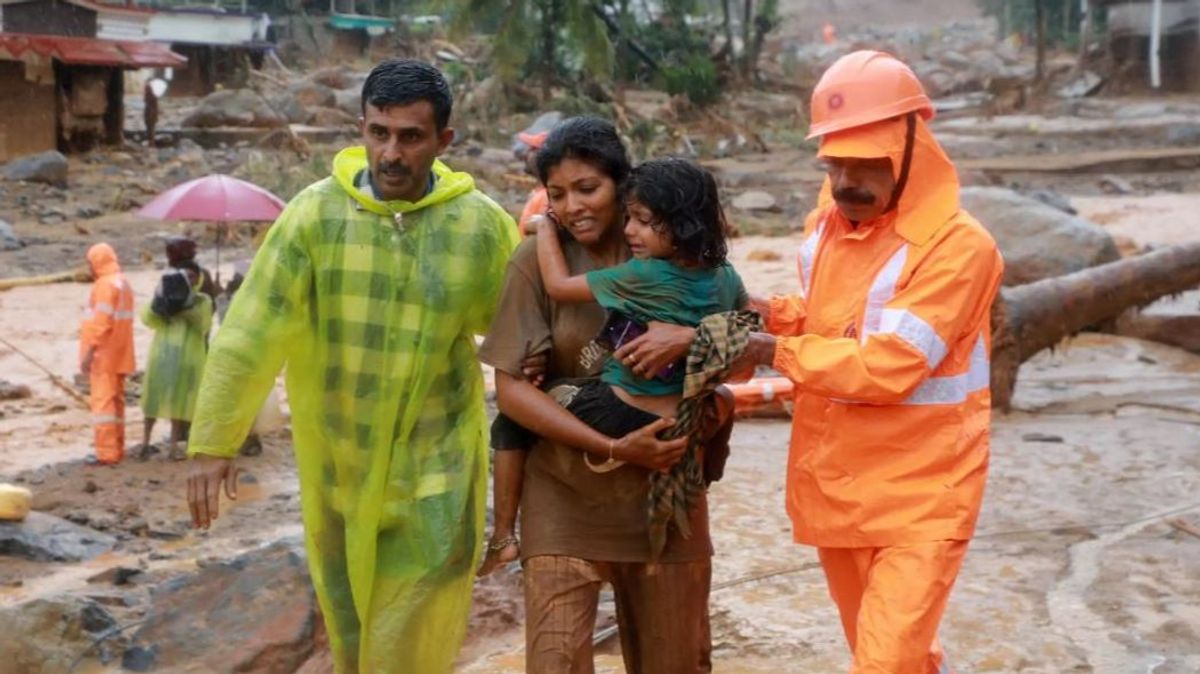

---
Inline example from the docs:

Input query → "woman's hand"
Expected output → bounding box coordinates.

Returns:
[613,322,695,380]
[612,418,688,472]
[521,351,548,388]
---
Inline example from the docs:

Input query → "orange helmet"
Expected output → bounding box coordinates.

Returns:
[807,50,934,139]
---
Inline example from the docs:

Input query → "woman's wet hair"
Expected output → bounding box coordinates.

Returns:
[624,157,730,268]
[536,116,631,187]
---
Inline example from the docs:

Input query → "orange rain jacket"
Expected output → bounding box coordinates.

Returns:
[767,115,1004,547]
[80,243,136,375]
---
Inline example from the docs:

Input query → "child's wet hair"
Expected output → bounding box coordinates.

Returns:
[623,158,729,268]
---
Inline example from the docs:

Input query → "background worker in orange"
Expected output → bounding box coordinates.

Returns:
[79,243,136,465]
[516,130,549,235]
[735,51,1004,673]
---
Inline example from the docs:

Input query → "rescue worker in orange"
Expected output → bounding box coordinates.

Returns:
[516,130,549,235]
[79,243,136,465]
[734,51,1004,673]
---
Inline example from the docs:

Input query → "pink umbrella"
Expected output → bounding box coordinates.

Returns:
[138,174,287,283]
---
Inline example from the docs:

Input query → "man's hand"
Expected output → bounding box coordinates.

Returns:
[614,322,695,380]
[79,348,95,377]
[612,417,688,472]
[187,455,238,529]
[730,332,778,380]
[746,294,771,318]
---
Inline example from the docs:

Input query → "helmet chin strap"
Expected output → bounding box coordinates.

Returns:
[884,112,917,214]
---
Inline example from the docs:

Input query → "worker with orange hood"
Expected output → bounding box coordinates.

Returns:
[79,243,136,465]
[517,130,549,235]
[733,51,1004,672]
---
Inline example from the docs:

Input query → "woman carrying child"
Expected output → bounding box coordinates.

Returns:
[137,263,212,460]
[477,116,745,673]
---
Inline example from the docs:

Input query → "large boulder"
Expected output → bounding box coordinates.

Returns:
[0,511,116,562]
[182,89,287,129]
[0,596,119,673]
[126,538,318,673]
[3,151,68,186]
[960,187,1121,286]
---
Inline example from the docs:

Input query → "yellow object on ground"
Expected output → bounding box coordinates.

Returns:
[188,148,519,673]
[0,484,33,521]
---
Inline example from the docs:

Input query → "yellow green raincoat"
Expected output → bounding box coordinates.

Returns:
[188,148,519,673]
[139,289,212,421]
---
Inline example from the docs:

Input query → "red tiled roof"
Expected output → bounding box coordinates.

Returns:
[0,32,186,67]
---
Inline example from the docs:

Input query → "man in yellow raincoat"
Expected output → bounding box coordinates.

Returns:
[184,59,519,673]
[735,51,1005,673]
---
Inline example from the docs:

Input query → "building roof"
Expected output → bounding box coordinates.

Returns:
[328,12,395,31]
[0,0,155,15]
[0,32,187,67]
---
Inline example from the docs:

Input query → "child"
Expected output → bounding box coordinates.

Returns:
[478,157,745,575]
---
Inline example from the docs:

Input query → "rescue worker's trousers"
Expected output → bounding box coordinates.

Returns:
[89,372,125,464]
[523,555,712,674]
[818,540,968,674]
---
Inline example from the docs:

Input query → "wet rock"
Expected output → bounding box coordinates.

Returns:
[960,187,1120,285]
[1099,175,1134,195]
[0,379,32,400]
[732,190,779,212]
[273,93,309,125]
[308,65,363,91]
[1024,188,1076,215]
[1022,432,1065,443]
[0,511,116,562]
[1166,124,1200,145]
[307,106,356,127]
[182,89,287,129]
[288,81,337,109]
[0,596,117,671]
[128,538,318,673]
[88,565,143,586]
[3,150,68,186]
[122,645,157,672]
[334,89,360,117]
[0,219,22,251]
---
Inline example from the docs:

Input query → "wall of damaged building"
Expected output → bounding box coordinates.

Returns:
[55,63,123,151]
[166,44,251,97]
[0,61,57,162]
[2,0,97,37]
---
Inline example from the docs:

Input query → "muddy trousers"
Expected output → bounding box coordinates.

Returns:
[523,555,712,674]
[818,540,968,674]
[89,372,126,464]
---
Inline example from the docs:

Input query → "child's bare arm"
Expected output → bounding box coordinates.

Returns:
[534,216,594,303]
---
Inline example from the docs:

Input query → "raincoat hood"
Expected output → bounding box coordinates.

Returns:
[817,115,960,246]
[87,243,121,277]
[332,146,475,217]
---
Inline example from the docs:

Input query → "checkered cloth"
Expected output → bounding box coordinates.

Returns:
[649,309,763,560]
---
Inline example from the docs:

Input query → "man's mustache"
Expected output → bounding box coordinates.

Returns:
[833,187,877,205]
[377,161,412,177]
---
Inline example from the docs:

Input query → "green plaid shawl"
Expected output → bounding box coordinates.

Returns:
[649,309,763,560]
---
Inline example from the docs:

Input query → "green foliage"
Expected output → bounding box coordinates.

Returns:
[975,0,1103,47]
[446,0,613,88]
[662,54,721,106]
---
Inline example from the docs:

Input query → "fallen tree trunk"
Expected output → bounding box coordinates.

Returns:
[991,242,1200,409]
[0,267,91,292]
